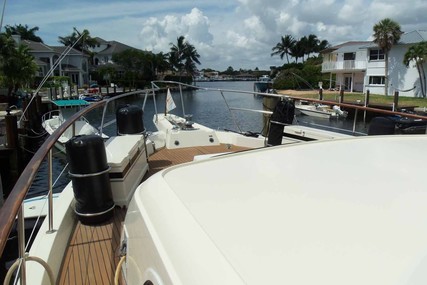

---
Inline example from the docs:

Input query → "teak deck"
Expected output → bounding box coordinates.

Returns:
[58,144,250,284]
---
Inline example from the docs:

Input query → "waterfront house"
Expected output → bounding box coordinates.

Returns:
[12,35,90,87]
[12,35,139,88]
[321,30,427,97]
[91,37,139,66]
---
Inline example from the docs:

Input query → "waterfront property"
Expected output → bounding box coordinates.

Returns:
[11,35,139,88]
[321,30,427,97]
[11,35,91,88]
[90,37,139,66]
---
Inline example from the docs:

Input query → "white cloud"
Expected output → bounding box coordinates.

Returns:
[138,8,213,53]
[3,0,427,70]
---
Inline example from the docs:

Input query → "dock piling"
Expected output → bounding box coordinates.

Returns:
[393,91,399,111]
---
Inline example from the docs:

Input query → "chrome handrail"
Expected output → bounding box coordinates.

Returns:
[151,81,427,136]
[0,100,105,257]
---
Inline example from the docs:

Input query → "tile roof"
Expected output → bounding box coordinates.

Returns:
[96,40,139,55]
[22,40,54,52]
[321,41,372,54]
[322,30,427,54]
[399,30,427,44]
[51,46,87,56]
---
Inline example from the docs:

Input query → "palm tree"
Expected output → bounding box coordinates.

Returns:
[152,52,169,75]
[0,33,15,59]
[271,35,296,64]
[2,43,37,96]
[58,27,98,53]
[182,44,200,76]
[169,36,186,73]
[316,39,330,52]
[169,36,200,77]
[4,24,44,42]
[302,34,319,59]
[289,39,305,63]
[403,41,427,98]
[373,18,403,96]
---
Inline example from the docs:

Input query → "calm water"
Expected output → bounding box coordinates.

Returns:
[27,81,369,198]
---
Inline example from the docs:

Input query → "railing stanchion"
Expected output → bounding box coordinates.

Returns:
[179,84,186,118]
[47,149,55,233]
[18,205,27,284]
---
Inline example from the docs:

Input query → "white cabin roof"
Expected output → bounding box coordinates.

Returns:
[133,135,427,284]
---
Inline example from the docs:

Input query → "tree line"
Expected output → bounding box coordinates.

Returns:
[271,34,329,64]
[0,25,201,94]
[271,19,427,98]
[1,20,427,97]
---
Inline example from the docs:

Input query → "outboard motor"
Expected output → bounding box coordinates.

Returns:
[267,99,295,146]
[66,135,114,224]
[368,117,396,135]
[116,104,145,135]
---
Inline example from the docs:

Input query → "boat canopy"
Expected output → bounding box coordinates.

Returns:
[51,99,89,107]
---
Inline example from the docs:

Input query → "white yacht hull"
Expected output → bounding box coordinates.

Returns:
[124,135,427,284]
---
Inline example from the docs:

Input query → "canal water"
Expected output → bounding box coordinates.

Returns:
[26,81,370,199]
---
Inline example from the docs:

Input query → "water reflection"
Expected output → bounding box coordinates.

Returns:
[29,81,371,197]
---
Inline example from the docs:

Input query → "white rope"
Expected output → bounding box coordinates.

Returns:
[4,255,55,285]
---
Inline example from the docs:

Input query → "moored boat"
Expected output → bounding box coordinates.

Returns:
[253,75,273,93]
[296,100,348,119]
[42,99,108,152]
[1,81,427,284]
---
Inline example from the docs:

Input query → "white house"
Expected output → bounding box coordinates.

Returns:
[12,35,139,87]
[321,30,427,97]
[12,35,90,87]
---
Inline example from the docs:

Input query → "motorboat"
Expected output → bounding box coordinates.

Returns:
[1,82,427,285]
[388,114,427,134]
[42,99,108,152]
[296,100,348,119]
[78,93,103,102]
[254,75,273,93]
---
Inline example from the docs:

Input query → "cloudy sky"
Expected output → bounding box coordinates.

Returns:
[2,0,427,71]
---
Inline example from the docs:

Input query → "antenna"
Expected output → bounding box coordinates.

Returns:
[0,0,7,32]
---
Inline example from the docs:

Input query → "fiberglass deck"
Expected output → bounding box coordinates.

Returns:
[58,144,250,284]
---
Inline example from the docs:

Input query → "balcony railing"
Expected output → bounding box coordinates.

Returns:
[322,60,367,72]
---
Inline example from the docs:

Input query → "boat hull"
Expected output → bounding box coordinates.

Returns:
[124,135,427,284]
[297,107,333,119]
[296,104,347,119]
[254,82,272,93]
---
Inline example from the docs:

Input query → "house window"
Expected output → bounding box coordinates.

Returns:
[369,49,384,61]
[344,53,355,60]
[117,70,124,78]
[369,76,385,85]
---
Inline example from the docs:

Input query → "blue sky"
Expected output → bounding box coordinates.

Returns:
[2,0,427,70]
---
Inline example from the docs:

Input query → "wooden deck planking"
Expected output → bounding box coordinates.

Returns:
[145,144,250,178]
[58,144,250,284]
[58,207,126,285]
